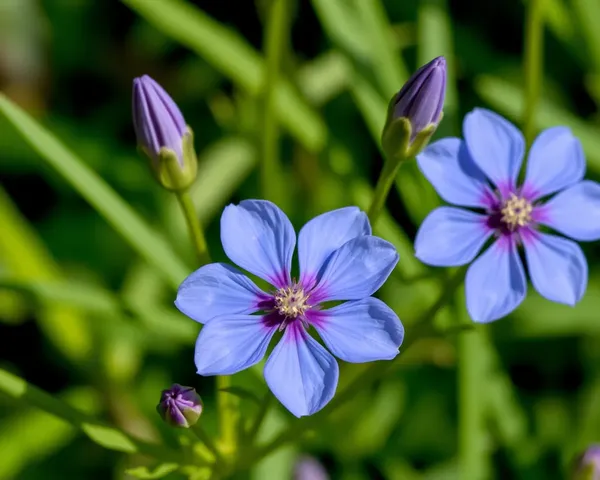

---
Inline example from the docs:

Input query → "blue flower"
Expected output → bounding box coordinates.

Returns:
[414,108,600,323]
[176,200,403,417]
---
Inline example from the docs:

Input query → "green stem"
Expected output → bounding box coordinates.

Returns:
[175,190,210,266]
[458,329,486,479]
[367,157,403,225]
[173,191,237,456]
[260,0,289,202]
[244,270,465,467]
[0,368,186,463]
[522,0,545,146]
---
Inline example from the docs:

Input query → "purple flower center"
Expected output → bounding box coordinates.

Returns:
[486,192,535,235]
[274,283,311,320]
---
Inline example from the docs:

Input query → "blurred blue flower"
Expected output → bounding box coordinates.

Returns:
[293,456,330,480]
[157,384,203,428]
[176,200,403,417]
[572,444,600,480]
[414,108,600,323]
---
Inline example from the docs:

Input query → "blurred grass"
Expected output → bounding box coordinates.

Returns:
[1,0,600,478]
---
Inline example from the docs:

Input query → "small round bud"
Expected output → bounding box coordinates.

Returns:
[382,56,447,160]
[293,456,330,480]
[157,384,203,428]
[572,444,600,480]
[132,75,197,191]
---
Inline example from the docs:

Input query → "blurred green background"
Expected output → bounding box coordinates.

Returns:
[1,0,600,478]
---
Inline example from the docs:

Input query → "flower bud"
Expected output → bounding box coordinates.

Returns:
[382,56,446,160]
[157,384,203,428]
[293,456,329,480]
[132,75,198,191]
[572,445,600,480]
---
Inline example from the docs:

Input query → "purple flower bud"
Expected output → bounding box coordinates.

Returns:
[293,456,330,480]
[157,384,203,428]
[572,444,600,480]
[132,75,187,167]
[393,56,446,138]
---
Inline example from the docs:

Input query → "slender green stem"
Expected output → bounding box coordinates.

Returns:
[216,376,238,457]
[0,368,186,463]
[173,191,237,456]
[522,0,545,146]
[260,0,289,202]
[367,157,403,225]
[458,329,486,479]
[175,190,210,266]
[243,270,465,467]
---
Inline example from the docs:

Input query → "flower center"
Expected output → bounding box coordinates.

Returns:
[274,284,310,319]
[500,194,532,231]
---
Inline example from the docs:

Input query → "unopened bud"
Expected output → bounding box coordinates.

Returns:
[382,56,446,160]
[572,445,600,480]
[132,75,197,191]
[157,384,203,428]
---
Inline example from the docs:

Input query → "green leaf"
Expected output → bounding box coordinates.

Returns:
[219,386,261,405]
[122,0,326,152]
[126,464,180,479]
[0,94,189,289]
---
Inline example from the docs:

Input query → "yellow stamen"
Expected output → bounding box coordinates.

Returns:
[500,194,533,230]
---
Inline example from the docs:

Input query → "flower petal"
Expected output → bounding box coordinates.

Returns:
[415,207,493,266]
[195,315,276,375]
[523,127,585,200]
[465,238,527,323]
[539,181,600,241]
[310,297,403,363]
[175,263,268,324]
[311,236,398,302]
[264,324,339,417]
[463,108,525,194]
[298,206,371,288]
[523,232,588,305]
[417,138,493,207]
[220,200,296,288]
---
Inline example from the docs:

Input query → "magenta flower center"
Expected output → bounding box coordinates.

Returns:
[274,283,311,319]
[500,194,533,231]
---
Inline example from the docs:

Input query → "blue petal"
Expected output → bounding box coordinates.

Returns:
[298,206,371,289]
[264,324,339,417]
[175,263,268,324]
[524,232,588,305]
[463,108,525,194]
[415,207,493,266]
[310,297,403,363]
[523,127,585,200]
[465,239,527,323]
[417,138,493,207]
[539,181,600,241]
[195,315,276,375]
[220,200,296,288]
[311,236,398,302]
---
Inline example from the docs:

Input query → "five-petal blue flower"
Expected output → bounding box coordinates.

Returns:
[176,200,404,417]
[415,108,600,323]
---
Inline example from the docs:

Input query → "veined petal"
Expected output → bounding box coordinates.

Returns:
[264,324,339,417]
[463,108,525,194]
[195,315,276,376]
[298,206,371,288]
[311,236,398,302]
[310,297,403,363]
[523,232,588,305]
[175,263,268,324]
[417,138,493,207]
[415,207,493,266]
[539,181,600,241]
[221,200,296,288]
[465,238,527,323]
[523,127,585,200]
